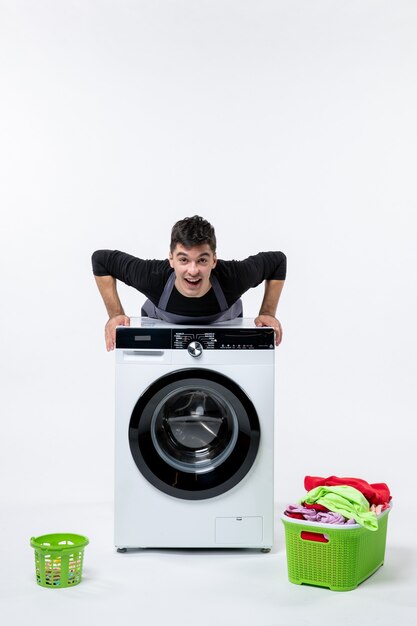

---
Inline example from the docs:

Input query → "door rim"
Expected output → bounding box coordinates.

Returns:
[128,368,260,500]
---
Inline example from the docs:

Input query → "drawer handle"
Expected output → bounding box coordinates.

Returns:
[123,350,164,357]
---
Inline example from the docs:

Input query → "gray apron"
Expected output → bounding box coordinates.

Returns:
[141,272,243,324]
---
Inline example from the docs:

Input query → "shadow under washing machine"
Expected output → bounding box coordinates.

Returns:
[114,318,275,551]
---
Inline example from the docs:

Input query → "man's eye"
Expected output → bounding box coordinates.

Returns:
[199,258,208,264]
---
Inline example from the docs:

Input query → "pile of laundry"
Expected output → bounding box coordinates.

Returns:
[284,475,392,531]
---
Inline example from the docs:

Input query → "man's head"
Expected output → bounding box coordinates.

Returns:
[170,215,216,254]
[169,216,217,298]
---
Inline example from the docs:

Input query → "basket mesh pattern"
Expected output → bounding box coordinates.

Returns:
[34,548,85,587]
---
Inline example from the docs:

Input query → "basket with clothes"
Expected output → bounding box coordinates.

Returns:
[281,475,392,591]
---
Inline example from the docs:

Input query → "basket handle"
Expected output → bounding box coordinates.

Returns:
[300,531,329,543]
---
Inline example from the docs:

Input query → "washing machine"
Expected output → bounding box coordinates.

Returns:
[114,318,275,550]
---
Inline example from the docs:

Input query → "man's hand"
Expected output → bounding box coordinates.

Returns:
[256,279,285,346]
[255,314,283,346]
[105,315,130,351]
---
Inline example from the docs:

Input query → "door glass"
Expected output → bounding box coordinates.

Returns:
[151,385,239,473]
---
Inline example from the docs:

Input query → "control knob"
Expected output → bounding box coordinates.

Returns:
[187,341,203,358]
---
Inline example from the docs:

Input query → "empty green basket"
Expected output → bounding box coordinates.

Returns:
[30,533,89,588]
[281,508,390,591]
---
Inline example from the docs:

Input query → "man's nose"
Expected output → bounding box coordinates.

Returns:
[188,263,199,275]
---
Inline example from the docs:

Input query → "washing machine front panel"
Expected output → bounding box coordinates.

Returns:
[129,368,260,500]
[115,320,275,548]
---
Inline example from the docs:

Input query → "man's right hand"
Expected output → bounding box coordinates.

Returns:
[105,315,130,351]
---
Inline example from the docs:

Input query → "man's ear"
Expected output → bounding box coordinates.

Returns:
[212,254,217,268]
[169,252,174,268]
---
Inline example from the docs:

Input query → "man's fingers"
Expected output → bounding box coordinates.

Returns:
[105,315,130,351]
[275,321,283,346]
[275,327,282,346]
[105,327,115,351]
[255,315,283,346]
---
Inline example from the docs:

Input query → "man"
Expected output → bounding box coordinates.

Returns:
[92,215,286,350]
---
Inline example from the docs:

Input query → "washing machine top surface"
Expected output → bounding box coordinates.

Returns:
[128,317,265,329]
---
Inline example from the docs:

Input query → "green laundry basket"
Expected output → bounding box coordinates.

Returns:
[30,533,89,588]
[281,507,390,591]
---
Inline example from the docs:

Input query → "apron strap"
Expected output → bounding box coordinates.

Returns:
[209,274,229,312]
[158,272,176,310]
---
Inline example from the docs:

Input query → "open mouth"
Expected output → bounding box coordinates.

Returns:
[184,277,202,288]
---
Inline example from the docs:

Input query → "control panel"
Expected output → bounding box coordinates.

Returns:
[116,327,275,350]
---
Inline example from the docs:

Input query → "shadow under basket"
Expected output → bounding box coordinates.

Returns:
[281,508,390,591]
[30,533,89,588]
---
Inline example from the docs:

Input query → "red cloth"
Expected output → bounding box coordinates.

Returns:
[304,475,391,506]
[300,531,329,543]
[284,512,305,520]
[301,502,330,512]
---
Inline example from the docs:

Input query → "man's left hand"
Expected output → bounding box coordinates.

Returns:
[254,315,283,346]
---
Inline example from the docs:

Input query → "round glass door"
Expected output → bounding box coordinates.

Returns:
[151,386,239,474]
[129,369,260,500]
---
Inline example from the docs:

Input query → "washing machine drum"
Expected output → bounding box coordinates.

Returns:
[129,369,261,500]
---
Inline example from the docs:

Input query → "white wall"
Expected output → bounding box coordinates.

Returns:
[1,0,416,508]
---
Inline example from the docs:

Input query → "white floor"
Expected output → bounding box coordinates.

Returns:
[1,500,416,625]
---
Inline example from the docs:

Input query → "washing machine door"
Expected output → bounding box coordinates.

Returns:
[129,369,260,500]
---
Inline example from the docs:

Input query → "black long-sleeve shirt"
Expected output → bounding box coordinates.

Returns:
[92,249,286,316]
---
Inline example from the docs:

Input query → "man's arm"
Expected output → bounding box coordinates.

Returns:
[255,279,285,346]
[91,250,168,352]
[94,275,130,351]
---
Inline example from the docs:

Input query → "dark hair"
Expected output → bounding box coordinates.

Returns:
[170,215,217,253]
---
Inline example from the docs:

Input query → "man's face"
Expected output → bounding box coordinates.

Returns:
[169,243,217,298]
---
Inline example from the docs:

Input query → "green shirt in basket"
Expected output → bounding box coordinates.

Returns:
[302,485,379,531]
